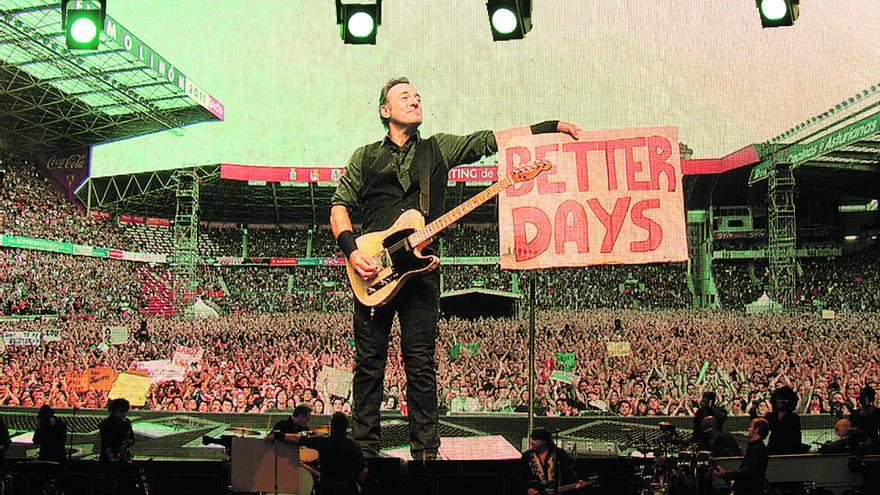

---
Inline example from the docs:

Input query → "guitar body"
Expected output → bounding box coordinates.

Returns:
[346,209,440,307]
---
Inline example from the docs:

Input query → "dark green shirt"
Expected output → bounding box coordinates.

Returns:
[331,130,497,210]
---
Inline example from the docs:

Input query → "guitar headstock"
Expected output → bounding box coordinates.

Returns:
[510,159,552,183]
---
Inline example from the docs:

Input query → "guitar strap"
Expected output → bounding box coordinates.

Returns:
[414,136,440,218]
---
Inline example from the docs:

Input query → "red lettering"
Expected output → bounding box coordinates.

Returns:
[554,200,589,254]
[536,144,565,194]
[587,197,631,253]
[512,207,552,261]
[630,199,663,252]
[505,146,533,197]
[599,139,626,191]
[647,135,676,192]
[624,137,651,191]
[563,141,597,192]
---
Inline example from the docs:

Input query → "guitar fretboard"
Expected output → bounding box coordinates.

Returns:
[408,176,512,247]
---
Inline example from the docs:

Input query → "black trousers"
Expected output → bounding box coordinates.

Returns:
[352,272,440,459]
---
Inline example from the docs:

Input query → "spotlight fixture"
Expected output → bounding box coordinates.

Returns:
[487,0,532,41]
[757,0,799,28]
[336,0,381,45]
[61,0,106,50]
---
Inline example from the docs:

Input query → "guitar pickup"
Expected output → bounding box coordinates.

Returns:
[366,272,400,294]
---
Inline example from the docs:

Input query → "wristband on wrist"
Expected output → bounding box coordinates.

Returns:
[337,230,358,258]
[530,120,559,135]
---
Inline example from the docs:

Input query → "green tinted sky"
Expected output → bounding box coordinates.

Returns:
[91,0,880,177]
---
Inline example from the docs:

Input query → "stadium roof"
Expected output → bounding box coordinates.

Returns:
[0,0,224,155]
[77,164,506,225]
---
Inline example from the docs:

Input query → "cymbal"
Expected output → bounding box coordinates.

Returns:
[224,427,260,436]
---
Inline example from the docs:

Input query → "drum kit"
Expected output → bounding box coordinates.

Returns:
[203,424,330,494]
[625,422,716,495]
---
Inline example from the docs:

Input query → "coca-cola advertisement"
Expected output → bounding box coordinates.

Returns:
[35,148,90,201]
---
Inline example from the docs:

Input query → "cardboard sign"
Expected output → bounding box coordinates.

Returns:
[316,366,354,399]
[549,370,580,385]
[109,372,153,407]
[496,126,689,270]
[172,346,204,370]
[3,331,41,346]
[65,373,88,393]
[42,329,62,342]
[107,326,129,345]
[136,360,187,384]
[87,366,118,391]
[605,341,632,358]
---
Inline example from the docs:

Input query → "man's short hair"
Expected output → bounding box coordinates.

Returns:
[379,76,410,129]
[701,416,719,433]
[330,412,348,433]
[108,398,130,413]
[292,404,312,418]
[751,418,770,440]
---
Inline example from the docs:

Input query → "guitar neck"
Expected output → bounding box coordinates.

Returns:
[408,176,512,247]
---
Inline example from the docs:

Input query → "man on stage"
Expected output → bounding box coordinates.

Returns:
[271,404,312,435]
[330,76,581,459]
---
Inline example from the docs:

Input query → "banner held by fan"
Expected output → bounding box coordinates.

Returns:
[496,126,689,270]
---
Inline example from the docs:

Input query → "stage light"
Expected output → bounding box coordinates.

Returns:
[487,0,532,41]
[757,0,799,28]
[62,0,106,50]
[336,0,381,45]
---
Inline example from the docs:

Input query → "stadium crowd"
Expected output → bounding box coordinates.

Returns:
[2,155,880,419]
[1,310,878,419]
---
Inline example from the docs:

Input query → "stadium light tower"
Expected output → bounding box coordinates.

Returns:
[757,0,799,28]
[336,0,382,45]
[487,0,532,41]
[62,0,107,50]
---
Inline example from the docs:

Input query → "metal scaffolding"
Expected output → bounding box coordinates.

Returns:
[172,168,199,313]
[767,163,797,309]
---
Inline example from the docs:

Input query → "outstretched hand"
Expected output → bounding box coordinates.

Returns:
[557,121,584,140]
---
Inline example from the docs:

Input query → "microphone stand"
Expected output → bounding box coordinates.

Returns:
[273,434,279,495]
[66,407,78,462]
[553,430,561,495]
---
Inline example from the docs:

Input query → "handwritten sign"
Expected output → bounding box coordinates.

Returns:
[87,366,118,391]
[496,126,688,269]
[605,341,632,358]
[136,360,187,384]
[172,346,204,371]
[65,373,88,393]
[316,366,354,399]
[549,370,580,385]
[107,326,129,345]
[3,331,41,346]
[109,372,152,407]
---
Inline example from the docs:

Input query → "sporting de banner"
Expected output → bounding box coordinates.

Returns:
[496,126,689,270]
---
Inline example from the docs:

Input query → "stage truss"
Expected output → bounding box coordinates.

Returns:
[0,0,223,155]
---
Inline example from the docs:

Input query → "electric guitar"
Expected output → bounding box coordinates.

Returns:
[345,159,552,307]
[528,475,599,494]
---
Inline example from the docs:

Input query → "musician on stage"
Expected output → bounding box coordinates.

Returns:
[755,386,803,454]
[693,391,728,444]
[0,415,10,472]
[818,418,869,454]
[277,412,367,495]
[33,405,67,462]
[713,418,770,495]
[99,398,138,495]
[99,398,135,462]
[849,385,880,447]
[330,76,582,459]
[519,427,586,495]
[272,403,312,435]
[696,416,741,457]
